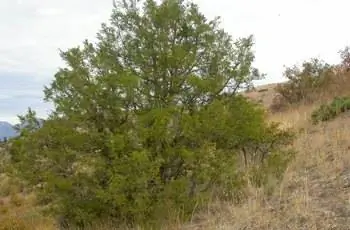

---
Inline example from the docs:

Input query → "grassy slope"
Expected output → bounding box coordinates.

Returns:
[182,85,350,230]
[1,84,350,229]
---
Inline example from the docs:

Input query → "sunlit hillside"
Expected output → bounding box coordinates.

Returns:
[1,0,350,229]
[180,76,350,229]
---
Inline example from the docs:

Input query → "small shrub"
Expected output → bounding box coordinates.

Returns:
[10,194,24,207]
[339,46,350,71]
[275,58,333,104]
[269,93,289,112]
[311,96,350,124]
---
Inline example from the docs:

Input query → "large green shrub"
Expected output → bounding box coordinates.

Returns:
[311,96,350,124]
[9,0,295,228]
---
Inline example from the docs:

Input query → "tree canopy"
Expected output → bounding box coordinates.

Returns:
[9,0,294,228]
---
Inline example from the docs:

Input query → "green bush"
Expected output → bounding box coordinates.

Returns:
[275,58,333,104]
[275,46,350,108]
[9,0,295,228]
[311,96,350,124]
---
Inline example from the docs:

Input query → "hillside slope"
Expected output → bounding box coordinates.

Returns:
[183,85,350,230]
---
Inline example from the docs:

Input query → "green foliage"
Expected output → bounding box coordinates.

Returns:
[14,107,43,134]
[275,58,333,104]
[238,120,295,194]
[9,0,294,228]
[311,96,350,124]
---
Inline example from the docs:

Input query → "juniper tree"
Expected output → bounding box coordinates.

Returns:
[10,0,294,227]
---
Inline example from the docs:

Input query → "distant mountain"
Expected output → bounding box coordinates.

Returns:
[0,121,18,141]
[0,119,45,141]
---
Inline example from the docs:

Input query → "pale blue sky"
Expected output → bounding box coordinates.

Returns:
[1,0,349,123]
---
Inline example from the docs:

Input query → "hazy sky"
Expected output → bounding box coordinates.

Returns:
[1,0,349,123]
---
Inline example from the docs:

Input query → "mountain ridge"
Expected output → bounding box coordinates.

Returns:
[0,121,18,141]
[0,118,45,141]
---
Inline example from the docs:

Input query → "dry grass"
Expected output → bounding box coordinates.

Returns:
[0,190,56,230]
[184,113,350,229]
[2,81,350,229]
[179,83,350,230]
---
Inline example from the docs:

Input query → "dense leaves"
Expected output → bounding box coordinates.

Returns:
[9,0,294,228]
[311,96,350,124]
